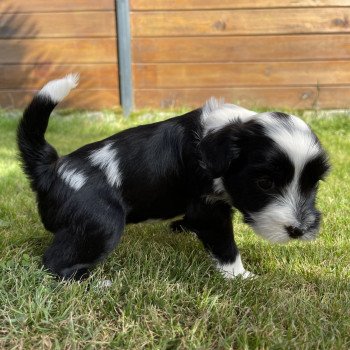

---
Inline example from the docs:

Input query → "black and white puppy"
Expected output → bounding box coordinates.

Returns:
[17,75,330,280]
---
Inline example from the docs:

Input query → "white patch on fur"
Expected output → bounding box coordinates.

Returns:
[248,187,318,243]
[213,177,225,193]
[216,254,255,279]
[249,201,298,243]
[201,97,256,136]
[39,73,79,103]
[205,177,232,204]
[89,143,122,187]
[259,113,321,176]
[58,163,87,191]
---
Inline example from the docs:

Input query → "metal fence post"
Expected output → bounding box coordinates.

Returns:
[116,0,133,116]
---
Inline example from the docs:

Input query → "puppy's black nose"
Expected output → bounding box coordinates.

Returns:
[285,226,303,239]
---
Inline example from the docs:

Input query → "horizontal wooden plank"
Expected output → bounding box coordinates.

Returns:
[134,86,350,109]
[0,64,118,89]
[0,12,115,38]
[133,61,350,88]
[317,86,350,109]
[131,8,350,37]
[0,0,114,13]
[131,0,350,10]
[134,87,317,109]
[1,87,348,110]
[0,89,119,109]
[0,38,117,64]
[133,34,350,63]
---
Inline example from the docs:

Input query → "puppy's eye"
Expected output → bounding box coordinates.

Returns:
[256,178,274,191]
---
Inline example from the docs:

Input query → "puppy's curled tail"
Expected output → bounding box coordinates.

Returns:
[17,73,79,191]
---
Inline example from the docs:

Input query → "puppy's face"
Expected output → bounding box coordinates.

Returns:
[201,112,330,243]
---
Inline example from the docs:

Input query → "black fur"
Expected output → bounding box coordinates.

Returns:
[17,92,329,280]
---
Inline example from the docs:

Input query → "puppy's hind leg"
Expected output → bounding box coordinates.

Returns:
[43,204,125,280]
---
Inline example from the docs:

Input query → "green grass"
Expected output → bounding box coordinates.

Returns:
[0,109,349,349]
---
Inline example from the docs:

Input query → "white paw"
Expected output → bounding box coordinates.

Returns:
[220,268,256,279]
[239,270,256,279]
[216,254,256,280]
[96,279,112,288]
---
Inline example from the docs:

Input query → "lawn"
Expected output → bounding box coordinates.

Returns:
[0,108,349,349]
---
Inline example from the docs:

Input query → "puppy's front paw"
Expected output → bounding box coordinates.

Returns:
[96,279,112,288]
[219,267,256,279]
[216,254,256,280]
[239,270,256,279]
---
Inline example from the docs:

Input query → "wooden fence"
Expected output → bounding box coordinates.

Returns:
[130,0,350,110]
[0,0,119,109]
[1,0,350,110]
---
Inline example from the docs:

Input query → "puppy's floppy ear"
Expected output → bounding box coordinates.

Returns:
[199,126,240,177]
[200,119,263,177]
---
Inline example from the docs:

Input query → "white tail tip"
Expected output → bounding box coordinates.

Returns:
[39,73,79,103]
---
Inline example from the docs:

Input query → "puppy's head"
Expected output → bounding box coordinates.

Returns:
[200,101,330,243]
